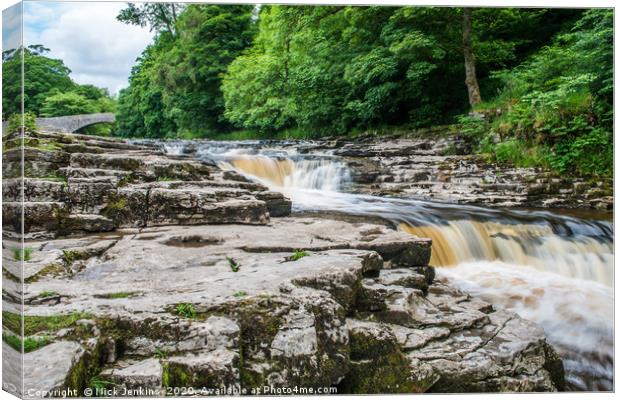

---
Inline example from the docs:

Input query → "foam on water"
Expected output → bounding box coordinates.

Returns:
[438,261,613,390]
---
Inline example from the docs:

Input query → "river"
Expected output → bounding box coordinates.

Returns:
[160,139,614,391]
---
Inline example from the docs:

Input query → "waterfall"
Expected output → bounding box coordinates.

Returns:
[221,154,351,192]
[161,140,614,391]
[400,221,613,286]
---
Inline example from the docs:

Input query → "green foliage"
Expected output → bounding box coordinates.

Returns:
[493,139,551,169]
[2,332,22,351]
[457,115,488,142]
[98,292,135,299]
[77,123,115,137]
[117,6,575,138]
[2,45,116,119]
[61,250,77,266]
[211,127,319,141]
[90,377,119,393]
[227,256,240,272]
[2,332,51,352]
[38,291,58,298]
[12,246,33,262]
[548,127,612,176]
[290,250,310,262]
[175,303,196,319]
[7,112,37,133]
[233,291,248,298]
[117,173,136,187]
[2,45,73,118]
[116,4,256,138]
[222,6,576,135]
[154,347,168,359]
[40,92,97,117]
[117,3,185,36]
[2,311,91,336]
[469,9,612,177]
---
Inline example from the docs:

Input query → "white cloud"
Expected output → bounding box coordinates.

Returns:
[24,1,154,94]
[2,3,22,52]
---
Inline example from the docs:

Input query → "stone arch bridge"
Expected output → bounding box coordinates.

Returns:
[2,113,115,133]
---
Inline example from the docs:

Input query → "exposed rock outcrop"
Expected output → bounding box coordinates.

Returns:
[292,132,613,210]
[2,131,291,240]
[2,130,565,397]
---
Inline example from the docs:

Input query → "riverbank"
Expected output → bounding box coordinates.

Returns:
[165,133,613,211]
[2,129,576,396]
[163,135,613,390]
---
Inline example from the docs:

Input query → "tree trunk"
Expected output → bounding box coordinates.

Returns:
[462,8,482,107]
[157,4,175,37]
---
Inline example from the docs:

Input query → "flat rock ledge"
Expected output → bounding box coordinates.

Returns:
[3,131,291,240]
[294,133,613,210]
[2,131,564,396]
[4,218,564,396]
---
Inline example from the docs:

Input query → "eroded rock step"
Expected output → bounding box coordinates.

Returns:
[2,131,291,239]
[296,134,612,210]
[5,218,564,396]
[2,130,564,395]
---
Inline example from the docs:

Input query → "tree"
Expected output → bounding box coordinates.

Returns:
[117,3,185,37]
[2,45,116,119]
[116,41,177,138]
[118,5,580,137]
[481,9,613,177]
[2,45,74,118]
[223,6,462,133]
[462,8,482,107]
[116,4,256,137]
[40,91,97,117]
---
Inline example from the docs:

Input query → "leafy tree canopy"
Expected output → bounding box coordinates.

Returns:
[2,45,116,119]
[117,2,185,37]
[116,4,256,138]
[222,6,579,134]
[114,5,611,177]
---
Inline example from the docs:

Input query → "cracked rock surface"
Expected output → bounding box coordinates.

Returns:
[2,131,564,396]
[288,132,613,210]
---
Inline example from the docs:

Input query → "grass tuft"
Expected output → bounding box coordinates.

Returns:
[154,347,168,359]
[11,247,33,262]
[2,311,91,336]
[175,303,196,319]
[290,250,310,262]
[2,332,50,352]
[227,256,240,272]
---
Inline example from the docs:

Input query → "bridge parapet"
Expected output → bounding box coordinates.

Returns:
[2,113,115,133]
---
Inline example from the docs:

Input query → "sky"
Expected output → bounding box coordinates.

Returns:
[3,1,154,95]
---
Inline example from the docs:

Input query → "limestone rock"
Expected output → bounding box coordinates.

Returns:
[23,341,85,396]
[7,131,567,395]
[166,349,239,389]
[99,358,164,396]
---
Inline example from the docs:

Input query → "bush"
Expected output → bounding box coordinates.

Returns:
[457,115,488,142]
[548,127,612,176]
[462,9,612,178]
[7,112,37,133]
[493,139,551,169]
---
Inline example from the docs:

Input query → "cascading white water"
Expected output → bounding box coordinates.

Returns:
[440,261,613,390]
[220,154,351,192]
[400,220,613,286]
[162,140,614,391]
[161,142,186,156]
